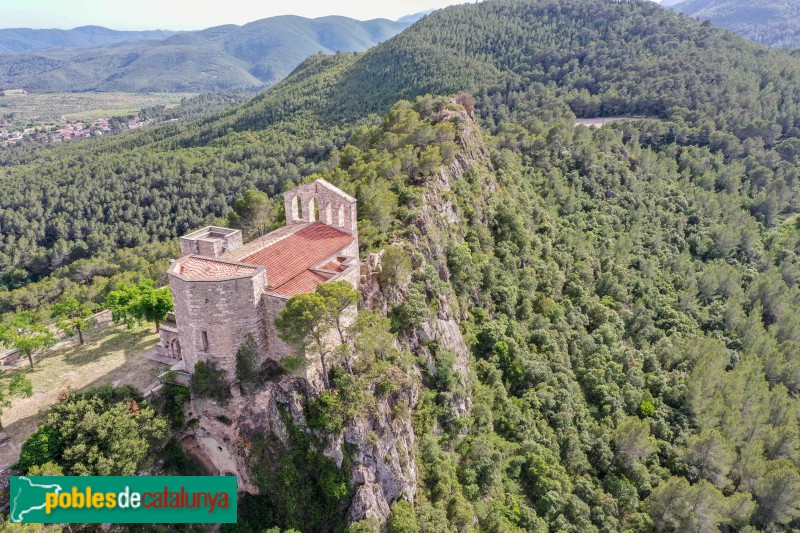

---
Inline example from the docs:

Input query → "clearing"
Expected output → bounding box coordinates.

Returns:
[574,116,655,127]
[0,91,194,126]
[0,324,166,469]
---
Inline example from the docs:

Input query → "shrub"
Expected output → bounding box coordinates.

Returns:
[388,500,419,533]
[151,371,190,429]
[375,379,399,398]
[348,518,381,533]
[16,425,61,473]
[434,351,459,392]
[27,461,63,476]
[280,356,305,375]
[638,400,656,418]
[236,333,259,386]
[190,360,231,402]
[162,438,201,475]
[380,246,412,287]
[20,385,167,476]
[82,383,144,404]
[248,409,351,532]
[307,390,346,433]
[391,287,431,332]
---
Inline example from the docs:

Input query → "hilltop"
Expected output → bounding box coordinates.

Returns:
[669,0,800,48]
[3,1,800,530]
[0,15,411,92]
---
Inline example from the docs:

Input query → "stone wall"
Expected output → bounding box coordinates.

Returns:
[263,293,291,361]
[284,179,358,237]
[169,270,269,375]
[155,325,181,360]
[169,180,360,376]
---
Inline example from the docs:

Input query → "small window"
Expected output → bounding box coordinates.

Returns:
[201,331,209,351]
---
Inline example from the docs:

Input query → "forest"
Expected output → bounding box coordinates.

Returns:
[3,0,800,531]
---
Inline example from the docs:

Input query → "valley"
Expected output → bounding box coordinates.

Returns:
[0,91,193,147]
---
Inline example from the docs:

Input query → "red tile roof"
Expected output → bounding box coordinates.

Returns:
[178,256,259,280]
[241,222,355,296]
[319,259,346,272]
[271,270,333,297]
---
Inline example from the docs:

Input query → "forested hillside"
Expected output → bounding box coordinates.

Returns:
[0,16,410,92]
[3,0,800,289]
[670,0,800,48]
[4,0,800,530]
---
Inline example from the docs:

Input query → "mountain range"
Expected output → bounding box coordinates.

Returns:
[668,0,800,48]
[0,15,416,92]
[0,25,177,53]
[1,2,797,95]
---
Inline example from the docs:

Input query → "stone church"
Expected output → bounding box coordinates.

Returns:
[156,179,360,375]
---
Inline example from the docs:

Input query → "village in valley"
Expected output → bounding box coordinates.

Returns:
[0,115,149,148]
[0,89,185,148]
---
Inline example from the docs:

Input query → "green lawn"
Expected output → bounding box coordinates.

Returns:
[0,323,165,468]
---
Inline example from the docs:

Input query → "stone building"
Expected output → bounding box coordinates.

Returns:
[156,179,360,376]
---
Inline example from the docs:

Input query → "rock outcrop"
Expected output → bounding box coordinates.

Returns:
[328,384,418,524]
[181,98,496,527]
[183,374,308,493]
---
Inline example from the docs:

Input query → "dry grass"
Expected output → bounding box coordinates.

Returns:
[0,323,166,468]
[0,92,194,126]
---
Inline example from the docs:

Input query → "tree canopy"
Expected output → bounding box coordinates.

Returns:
[17,385,167,476]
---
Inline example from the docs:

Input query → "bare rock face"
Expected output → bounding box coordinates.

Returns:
[403,99,498,420]
[325,385,418,524]
[348,483,391,525]
[184,367,419,526]
[360,250,390,315]
[183,374,308,494]
[340,99,499,519]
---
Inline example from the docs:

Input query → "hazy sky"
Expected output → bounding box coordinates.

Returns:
[0,0,471,31]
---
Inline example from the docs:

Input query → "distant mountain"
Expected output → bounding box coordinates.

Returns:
[396,10,437,23]
[0,25,177,53]
[669,0,800,48]
[0,15,411,92]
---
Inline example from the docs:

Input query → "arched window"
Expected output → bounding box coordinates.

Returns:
[338,204,345,227]
[308,197,318,222]
[324,202,332,225]
[291,195,302,221]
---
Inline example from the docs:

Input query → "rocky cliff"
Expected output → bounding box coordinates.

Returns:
[180,98,495,527]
